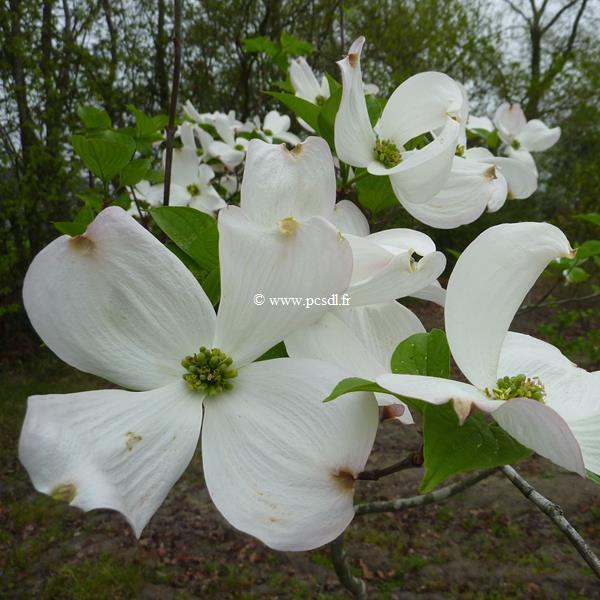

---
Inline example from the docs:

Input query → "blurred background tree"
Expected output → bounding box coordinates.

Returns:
[0,0,598,358]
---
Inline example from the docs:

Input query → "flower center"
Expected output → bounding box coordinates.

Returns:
[374,138,402,168]
[181,346,237,396]
[511,139,521,150]
[485,374,546,403]
[278,216,298,235]
[315,94,327,106]
[187,183,200,196]
[455,144,465,157]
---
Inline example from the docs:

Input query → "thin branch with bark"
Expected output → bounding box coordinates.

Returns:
[502,466,600,579]
[357,448,423,481]
[163,0,183,207]
[355,469,497,515]
[330,532,367,600]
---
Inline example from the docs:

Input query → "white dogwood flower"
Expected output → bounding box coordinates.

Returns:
[240,137,446,423]
[289,57,331,105]
[134,134,226,216]
[494,103,561,174]
[334,37,465,207]
[400,146,538,229]
[260,110,301,146]
[20,206,379,551]
[377,222,598,477]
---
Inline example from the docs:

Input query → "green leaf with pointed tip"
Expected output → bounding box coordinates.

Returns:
[366,94,383,127]
[72,131,136,182]
[390,329,450,378]
[127,105,168,137]
[355,173,397,213]
[575,240,600,260]
[420,402,532,493]
[324,377,388,402]
[112,192,132,210]
[242,36,279,56]
[77,105,111,130]
[120,157,152,186]
[279,32,313,56]
[76,190,103,212]
[53,205,95,236]
[266,91,321,132]
[587,470,600,486]
[576,213,600,227]
[150,206,219,272]
[257,341,288,362]
[201,268,220,306]
[317,86,342,148]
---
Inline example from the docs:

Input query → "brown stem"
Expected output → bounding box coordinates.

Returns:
[163,0,183,207]
[357,448,423,481]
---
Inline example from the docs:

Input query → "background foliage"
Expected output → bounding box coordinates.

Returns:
[0,0,598,359]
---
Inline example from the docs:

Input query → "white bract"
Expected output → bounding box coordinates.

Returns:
[289,57,330,105]
[377,222,599,476]
[240,137,446,423]
[494,102,561,174]
[334,36,465,207]
[20,206,379,551]
[406,146,538,229]
[260,110,301,146]
[133,140,226,217]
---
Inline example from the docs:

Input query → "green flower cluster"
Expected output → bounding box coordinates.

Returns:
[374,138,402,168]
[182,347,238,395]
[486,373,546,403]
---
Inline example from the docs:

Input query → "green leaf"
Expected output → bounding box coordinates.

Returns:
[324,73,341,94]
[242,36,279,56]
[77,105,111,130]
[201,268,220,306]
[72,131,136,182]
[150,206,219,272]
[53,205,95,236]
[53,221,87,236]
[128,105,168,138]
[279,32,313,56]
[112,192,132,210]
[76,189,103,212]
[120,158,152,186]
[576,213,600,227]
[420,403,531,493]
[266,91,321,132]
[317,86,342,148]
[324,377,388,402]
[365,94,383,127]
[355,173,397,213]
[587,470,600,486]
[575,240,600,260]
[566,266,589,284]
[256,341,288,362]
[390,329,450,378]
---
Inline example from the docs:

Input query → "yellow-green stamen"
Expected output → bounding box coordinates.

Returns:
[187,183,200,196]
[485,374,546,403]
[374,139,402,168]
[182,347,237,396]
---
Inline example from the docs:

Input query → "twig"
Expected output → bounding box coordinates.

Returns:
[162,0,182,207]
[330,532,367,600]
[501,466,600,579]
[519,292,599,313]
[128,186,148,228]
[357,449,423,481]
[355,469,496,515]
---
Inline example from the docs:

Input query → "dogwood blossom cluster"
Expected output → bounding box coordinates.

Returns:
[18,34,598,557]
[131,104,300,217]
